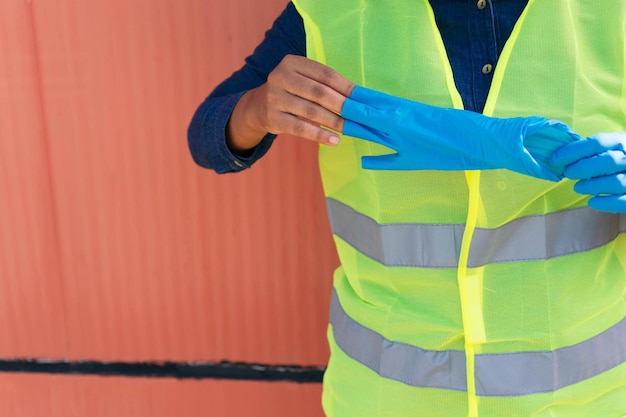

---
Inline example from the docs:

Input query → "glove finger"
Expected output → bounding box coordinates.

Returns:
[587,194,626,213]
[550,132,626,167]
[563,150,626,179]
[341,97,391,132]
[342,120,397,150]
[573,173,626,195]
[349,85,414,108]
[361,154,402,170]
[345,86,434,131]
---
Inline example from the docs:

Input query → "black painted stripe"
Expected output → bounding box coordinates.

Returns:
[0,359,324,383]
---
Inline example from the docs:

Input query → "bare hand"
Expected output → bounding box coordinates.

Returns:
[227,55,355,152]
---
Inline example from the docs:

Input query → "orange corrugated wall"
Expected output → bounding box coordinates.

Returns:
[0,0,337,415]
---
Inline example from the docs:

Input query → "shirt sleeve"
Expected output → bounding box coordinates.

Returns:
[187,1,306,174]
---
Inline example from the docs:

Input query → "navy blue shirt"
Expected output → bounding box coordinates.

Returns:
[188,0,528,173]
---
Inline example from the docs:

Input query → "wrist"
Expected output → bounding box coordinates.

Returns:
[226,89,269,153]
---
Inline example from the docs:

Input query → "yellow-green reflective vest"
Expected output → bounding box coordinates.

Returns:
[291,1,626,416]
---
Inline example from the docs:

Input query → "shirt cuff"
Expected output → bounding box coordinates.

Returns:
[188,91,275,174]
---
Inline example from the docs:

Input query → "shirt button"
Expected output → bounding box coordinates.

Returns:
[481,63,493,74]
[477,0,487,9]
[233,160,244,168]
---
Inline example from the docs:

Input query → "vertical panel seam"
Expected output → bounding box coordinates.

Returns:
[26,1,70,352]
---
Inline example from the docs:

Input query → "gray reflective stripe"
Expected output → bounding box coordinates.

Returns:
[330,289,626,396]
[330,289,468,391]
[326,198,626,268]
[326,198,464,268]
[469,207,626,268]
[475,317,626,396]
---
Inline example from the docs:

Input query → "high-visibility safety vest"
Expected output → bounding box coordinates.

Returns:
[291,1,626,416]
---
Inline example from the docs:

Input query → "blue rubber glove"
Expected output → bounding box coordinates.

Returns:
[549,132,626,213]
[341,86,580,181]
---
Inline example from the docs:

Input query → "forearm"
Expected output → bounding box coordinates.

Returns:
[187,2,305,173]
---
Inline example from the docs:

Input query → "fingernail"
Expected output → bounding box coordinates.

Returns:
[328,135,340,145]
